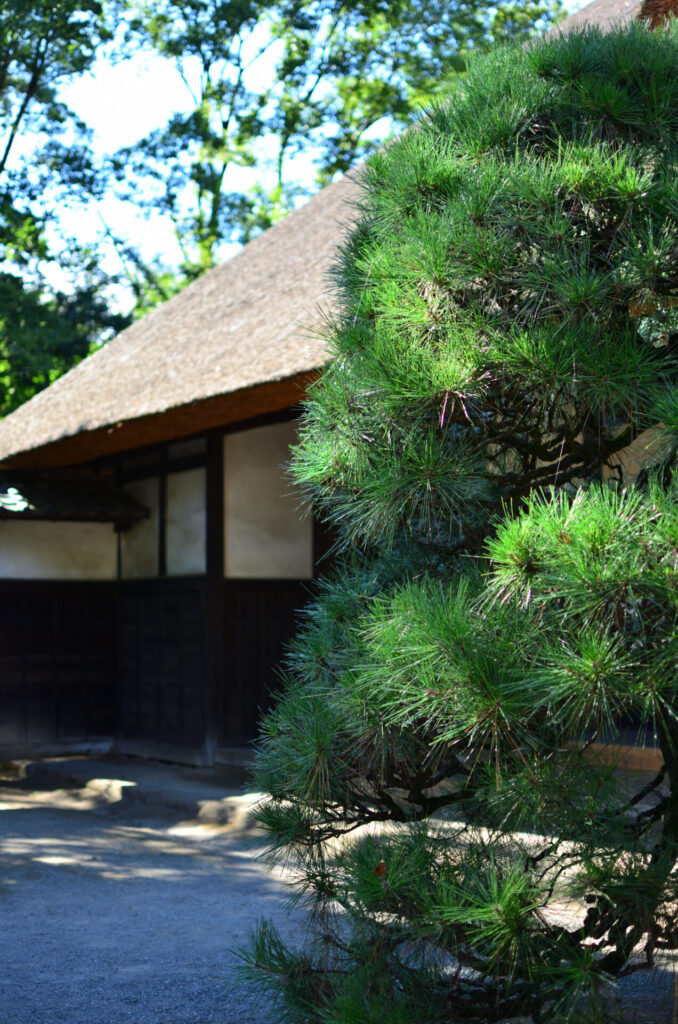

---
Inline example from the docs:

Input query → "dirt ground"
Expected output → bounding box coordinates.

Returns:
[0,776,302,1024]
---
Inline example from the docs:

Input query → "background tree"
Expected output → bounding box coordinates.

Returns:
[112,0,564,293]
[244,21,678,1022]
[0,0,130,415]
[0,0,563,408]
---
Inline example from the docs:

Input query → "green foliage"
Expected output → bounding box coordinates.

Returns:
[0,1,130,414]
[245,21,678,1023]
[295,22,678,547]
[0,270,129,415]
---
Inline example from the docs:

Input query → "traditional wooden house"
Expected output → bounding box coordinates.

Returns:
[0,0,671,767]
[0,174,359,765]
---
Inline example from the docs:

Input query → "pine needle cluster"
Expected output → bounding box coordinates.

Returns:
[243,22,678,1023]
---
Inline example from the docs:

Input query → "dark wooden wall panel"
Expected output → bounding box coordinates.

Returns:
[117,577,208,755]
[0,570,312,759]
[0,581,116,752]
[222,579,308,744]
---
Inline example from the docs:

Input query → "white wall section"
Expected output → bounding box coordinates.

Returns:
[166,467,206,576]
[0,520,117,579]
[120,476,159,579]
[224,420,313,579]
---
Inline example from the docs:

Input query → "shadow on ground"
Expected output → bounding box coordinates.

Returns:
[0,768,300,1024]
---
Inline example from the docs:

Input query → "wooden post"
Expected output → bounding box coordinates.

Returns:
[204,430,224,765]
[158,445,168,576]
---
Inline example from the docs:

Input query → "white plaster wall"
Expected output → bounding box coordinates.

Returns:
[166,467,206,576]
[120,476,159,579]
[0,520,117,579]
[224,420,313,579]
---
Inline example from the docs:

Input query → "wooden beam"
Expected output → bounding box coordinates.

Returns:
[586,743,664,772]
[3,372,318,469]
[158,446,167,577]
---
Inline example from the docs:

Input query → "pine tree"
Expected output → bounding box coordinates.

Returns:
[243,21,678,1022]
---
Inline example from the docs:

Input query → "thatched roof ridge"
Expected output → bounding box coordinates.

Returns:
[0,174,360,466]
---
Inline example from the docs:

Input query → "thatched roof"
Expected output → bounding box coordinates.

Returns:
[0,174,360,467]
[548,0,678,33]
[550,0,643,32]
[0,0,666,469]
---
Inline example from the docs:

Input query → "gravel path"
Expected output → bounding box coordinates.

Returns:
[0,779,301,1024]
[3,772,678,1024]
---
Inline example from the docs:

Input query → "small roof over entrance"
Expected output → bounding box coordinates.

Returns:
[0,471,148,530]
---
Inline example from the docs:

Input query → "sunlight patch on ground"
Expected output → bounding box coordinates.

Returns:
[98,866,189,881]
[0,778,138,812]
[34,855,86,867]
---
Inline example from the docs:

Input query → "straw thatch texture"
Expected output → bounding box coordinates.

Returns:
[550,0,643,32]
[549,0,678,33]
[0,174,360,466]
